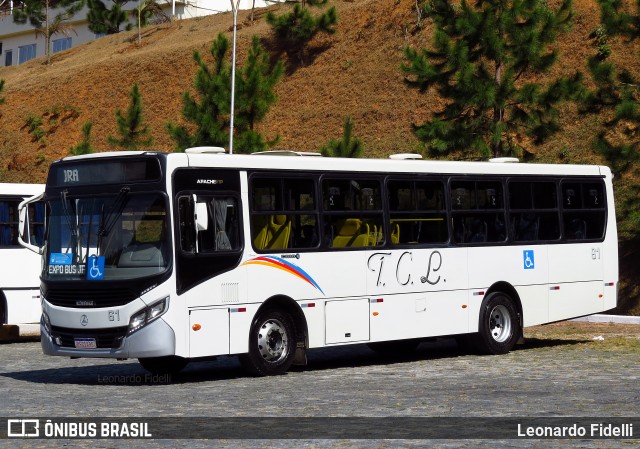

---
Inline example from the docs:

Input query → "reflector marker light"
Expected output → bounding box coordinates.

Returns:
[230,307,247,313]
[473,291,485,296]
[550,286,560,291]
[370,298,384,303]
[192,324,201,331]
[605,282,615,287]
[301,303,316,308]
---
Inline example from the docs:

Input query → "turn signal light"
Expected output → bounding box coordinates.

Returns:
[192,324,202,331]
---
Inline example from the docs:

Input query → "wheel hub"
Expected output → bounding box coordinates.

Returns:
[257,318,289,362]
[489,304,512,343]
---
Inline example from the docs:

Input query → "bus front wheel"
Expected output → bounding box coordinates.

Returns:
[240,309,296,376]
[476,292,521,355]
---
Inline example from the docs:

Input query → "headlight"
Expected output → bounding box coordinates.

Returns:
[127,297,169,335]
[129,310,147,334]
[148,299,167,321]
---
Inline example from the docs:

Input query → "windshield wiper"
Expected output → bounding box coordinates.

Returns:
[60,190,76,237]
[60,190,80,262]
[97,187,130,250]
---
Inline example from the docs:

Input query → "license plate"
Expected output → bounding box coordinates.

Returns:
[74,338,97,349]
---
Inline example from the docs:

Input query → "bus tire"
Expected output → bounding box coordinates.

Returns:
[477,291,522,354]
[138,356,188,375]
[476,291,521,355]
[240,309,296,376]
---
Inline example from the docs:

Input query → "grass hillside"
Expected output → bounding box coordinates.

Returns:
[0,0,638,313]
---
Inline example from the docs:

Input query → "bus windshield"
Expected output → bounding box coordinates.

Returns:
[44,191,170,281]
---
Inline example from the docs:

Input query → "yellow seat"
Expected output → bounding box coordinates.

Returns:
[253,215,291,250]
[332,219,369,248]
[391,223,400,245]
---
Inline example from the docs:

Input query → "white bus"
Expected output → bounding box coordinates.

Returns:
[0,183,45,326]
[19,149,618,375]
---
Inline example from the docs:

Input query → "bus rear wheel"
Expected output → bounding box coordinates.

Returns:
[240,309,296,376]
[476,292,521,355]
[138,356,188,375]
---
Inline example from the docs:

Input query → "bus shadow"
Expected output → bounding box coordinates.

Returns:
[0,358,248,386]
[293,336,585,373]
[518,337,587,350]
[0,337,584,385]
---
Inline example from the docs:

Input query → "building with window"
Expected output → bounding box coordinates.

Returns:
[0,0,271,67]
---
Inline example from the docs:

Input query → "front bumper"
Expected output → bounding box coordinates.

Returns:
[40,317,176,359]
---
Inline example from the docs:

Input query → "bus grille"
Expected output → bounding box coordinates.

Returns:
[51,325,128,349]
[44,288,138,308]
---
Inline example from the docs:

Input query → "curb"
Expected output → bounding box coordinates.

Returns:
[570,314,640,325]
[0,324,40,342]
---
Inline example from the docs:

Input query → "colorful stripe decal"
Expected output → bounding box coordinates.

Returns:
[242,256,325,295]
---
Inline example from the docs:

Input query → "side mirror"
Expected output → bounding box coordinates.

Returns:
[18,193,45,255]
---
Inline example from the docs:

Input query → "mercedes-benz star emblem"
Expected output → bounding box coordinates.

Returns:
[80,314,89,326]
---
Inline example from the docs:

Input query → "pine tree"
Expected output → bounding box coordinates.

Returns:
[234,36,285,154]
[12,0,84,65]
[582,51,639,177]
[69,122,96,156]
[166,33,231,151]
[266,1,338,65]
[320,116,364,158]
[597,0,639,41]
[167,33,283,153]
[581,10,640,239]
[108,83,154,150]
[402,0,581,159]
[87,0,132,35]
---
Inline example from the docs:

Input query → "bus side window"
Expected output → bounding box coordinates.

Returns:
[250,176,320,251]
[388,179,448,246]
[451,180,505,244]
[179,196,240,253]
[560,180,606,241]
[0,200,19,246]
[509,181,560,243]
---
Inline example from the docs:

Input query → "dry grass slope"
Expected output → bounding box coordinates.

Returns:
[1,0,638,181]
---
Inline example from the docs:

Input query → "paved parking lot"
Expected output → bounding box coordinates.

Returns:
[0,324,638,448]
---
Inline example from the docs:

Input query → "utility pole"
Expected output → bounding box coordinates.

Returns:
[229,0,241,154]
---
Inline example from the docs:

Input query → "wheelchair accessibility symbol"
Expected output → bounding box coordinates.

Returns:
[523,250,535,270]
[87,255,105,280]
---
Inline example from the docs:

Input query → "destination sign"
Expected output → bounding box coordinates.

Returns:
[48,159,161,187]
